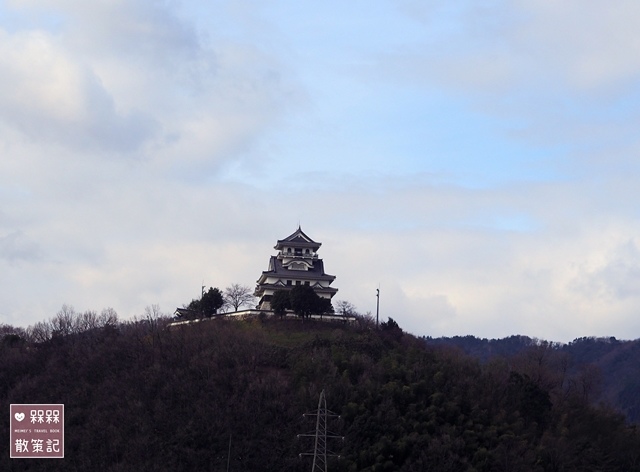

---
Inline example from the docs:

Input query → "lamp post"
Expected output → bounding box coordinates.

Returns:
[376,288,380,328]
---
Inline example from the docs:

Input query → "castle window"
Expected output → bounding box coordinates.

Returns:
[296,281,301,285]
[287,280,292,286]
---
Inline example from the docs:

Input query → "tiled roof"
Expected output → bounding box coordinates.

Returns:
[275,226,321,249]
[257,256,336,282]
[257,283,338,293]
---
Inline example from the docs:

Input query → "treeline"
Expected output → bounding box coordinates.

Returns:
[1,304,119,344]
[1,311,640,470]
[424,334,640,424]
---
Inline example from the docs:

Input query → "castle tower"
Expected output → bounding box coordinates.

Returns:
[254,227,338,310]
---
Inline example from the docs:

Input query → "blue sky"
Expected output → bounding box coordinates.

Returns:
[2,0,640,342]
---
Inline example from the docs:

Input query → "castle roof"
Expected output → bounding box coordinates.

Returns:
[257,256,336,284]
[274,226,321,250]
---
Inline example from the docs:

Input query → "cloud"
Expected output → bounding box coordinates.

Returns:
[1,0,298,164]
[570,238,640,302]
[366,0,640,191]
[1,165,639,342]
[513,0,640,91]
[0,29,157,153]
[390,0,640,93]
[0,231,42,263]
[296,173,640,341]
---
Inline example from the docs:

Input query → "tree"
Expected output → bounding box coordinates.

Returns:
[335,300,358,317]
[51,304,76,336]
[187,287,224,318]
[380,317,400,332]
[315,297,334,317]
[380,317,403,341]
[289,285,334,320]
[271,290,291,318]
[223,284,255,312]
[289,285,317,319]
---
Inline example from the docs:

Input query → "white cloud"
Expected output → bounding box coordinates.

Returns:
[513,0,640,90]
[2,167,640,342]
[0,29,155,153]
[1,0,298,165]
[391,0,640,93]
[0,231,42,263]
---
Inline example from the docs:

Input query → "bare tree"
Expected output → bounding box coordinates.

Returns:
[223,284,255,312]
[99,307,119,327]
[334,300,358,317]
[0,324,24,335]
[51,304,77,336]
[26,321,53,343]
[76,308,119,331]
[144,304,167,325]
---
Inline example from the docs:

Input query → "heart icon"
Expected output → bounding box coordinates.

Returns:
[14,412,25,422]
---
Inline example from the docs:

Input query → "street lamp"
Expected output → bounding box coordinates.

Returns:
[376,288,380,328]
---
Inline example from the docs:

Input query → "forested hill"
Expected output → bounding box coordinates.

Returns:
[424,335,640,424]
[2,315,640,471]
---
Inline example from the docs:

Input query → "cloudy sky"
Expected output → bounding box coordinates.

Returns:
[2,0,640,342]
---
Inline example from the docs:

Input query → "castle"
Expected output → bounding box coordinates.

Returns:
[254,227,338,310]
[171,227,341,325]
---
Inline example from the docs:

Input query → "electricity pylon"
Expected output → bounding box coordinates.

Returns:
[298,389,344,472]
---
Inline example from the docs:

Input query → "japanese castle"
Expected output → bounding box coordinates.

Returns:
[254,227,338,310]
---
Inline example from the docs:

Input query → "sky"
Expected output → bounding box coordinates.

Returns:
[2,0,640,342]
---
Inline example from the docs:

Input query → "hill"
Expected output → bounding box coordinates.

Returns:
[1,315,640,471]
[424,335,640,424]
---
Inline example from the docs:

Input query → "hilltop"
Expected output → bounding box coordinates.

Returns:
[1,314,640,471]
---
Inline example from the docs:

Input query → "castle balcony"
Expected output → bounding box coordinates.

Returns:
[279,252,318,259]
